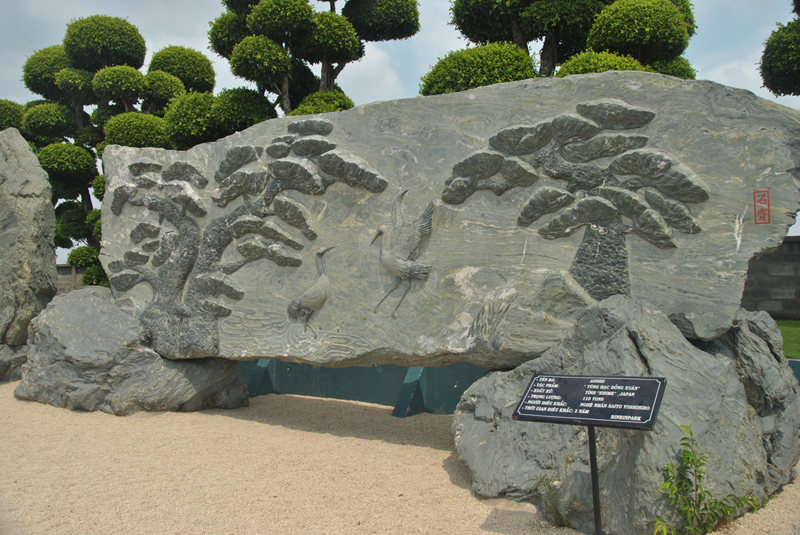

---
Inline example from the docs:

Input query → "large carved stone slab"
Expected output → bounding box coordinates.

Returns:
[0,128,57,347]
[100,72,800,369]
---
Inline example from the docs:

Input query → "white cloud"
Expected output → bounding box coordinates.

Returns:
[337,45,404,105]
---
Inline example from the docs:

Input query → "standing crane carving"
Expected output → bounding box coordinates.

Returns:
[371,190,434,318]
[287,246,334,336]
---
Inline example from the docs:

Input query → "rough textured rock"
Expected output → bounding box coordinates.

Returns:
[0,345,26,381]
[0,128,57,347]
[100,72,800,368]
[452,297,800,535]
[14,287,249,415]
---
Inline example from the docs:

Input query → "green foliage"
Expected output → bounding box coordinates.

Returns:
[223,0,262,15]
[91,175,106,202]
[526,474,582,528]
[669,0,697,38]
[654,425,758,535]
[211,87,276,136]
[86,209,102,241]
[450,0,517,45]
[209,11,250,60]
[38,142,98,201]
[22,103,78,140]
[647,56,696,79]
[342,0,420,42]
[0,99,25,130]
[288,90,354,115]
[288,58,322,111]
[520,0,614,61]
[90,106,120,129]
[776,320,800,359]
[74,124,105,148]
[81,264,110,287]
[301,11,364,65]
[230,35,293,92]
[67,244,99,268]
[22,45,71,101]
[556,50,646,77]
[141,70,186,115]
[92,66,145,109]
[420,42,536,96]
[164,92,217,150]
[148,46,216,94]
[104,112,171,149]
[54,68,96,105]
[760,18,800,97]
[247,0,314,46]
[95,141,109,160]
[795,0,800,16]
[587,0,690,65]
[55,202,92,247]
[63,15,146,72]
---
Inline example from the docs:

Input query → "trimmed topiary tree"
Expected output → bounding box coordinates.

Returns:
[211,87,276,136]
[63,15,146,72]
[341,0,420,42]
[22,103,78,140]
[92,66,145,112]
[164,92,218,150]
[0,99,25,130]
[141,70,186,115]
[555,50,646,77]
[104,112,171,149]
[287,90,354,115]
[587,0,690,65]
[37,142,98,209]
[148,46,216,94]
[760,18,800,96]
[420,42,536,96]
[22,45,71,102]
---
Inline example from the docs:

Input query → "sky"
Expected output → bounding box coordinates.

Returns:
[1,0,799,250]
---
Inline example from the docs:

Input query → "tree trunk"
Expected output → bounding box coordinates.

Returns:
[320,56,332,92]
[539,33,558,77]
[509,16,528,52]
[279,76,292,114]
[328,0,335,12]
[568,215,631,301]
[80,185,100,249]
[72,99,84,130]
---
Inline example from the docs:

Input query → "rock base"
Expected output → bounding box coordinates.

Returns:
[14,287,249,416]
[0,345,26,381]
[452,297,800,535]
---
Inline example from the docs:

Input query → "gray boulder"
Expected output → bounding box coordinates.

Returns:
[452,297,800,535]
[0,345,26,381]
[14,287,249,415]
[0,128,57,346]
[99,72,800,369]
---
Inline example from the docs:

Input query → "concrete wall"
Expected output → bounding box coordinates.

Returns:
[55,264,85,295]
[741,236,800,319]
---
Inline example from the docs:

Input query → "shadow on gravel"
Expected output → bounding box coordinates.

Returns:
[199,392,456,451]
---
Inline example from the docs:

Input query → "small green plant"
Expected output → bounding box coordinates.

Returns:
[654,424,758,535]
[527,474,582,528]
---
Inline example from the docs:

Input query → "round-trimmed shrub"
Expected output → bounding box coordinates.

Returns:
[0,100,25,131]
[288,91,355,116]
[760,18,800,96]
[212,87,276,136]
[341,0,420,42]
[299,11,363,65]
[22,103,78,139]
[91,175,105,201]
[647,56,696,79]
[141,70,186,115]
[81,264,109,287]
[420,42,535,96]
[164,92,218,150]
[104,112,171,149]
[209,11,250,59]
[22,45,70,101]
[38,143,98,192]
[86,209,102,241]
[148,46,216,94]
[55,202,92,247]
[67,244,99,268]
[555,50,646,77]
[587,0,690,65]
[246,0,314,46]
[54,68,96,105]
[230,35,292,91]
[92,66,145,108]
[222,0,262,15]
[63,15,146,71]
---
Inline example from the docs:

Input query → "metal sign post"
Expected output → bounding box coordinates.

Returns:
[513,374,667,535]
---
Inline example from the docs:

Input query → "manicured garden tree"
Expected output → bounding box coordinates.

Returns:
[92,66,145,112]
[555,50,646,77]
[0,100,24,131]
[148,46,216,94]
[420,42,536,95]
[54,201,93,248]
[104,112,172,149]
[586,0,695,75]
[440,100,708,300]
[209,0,419,112]
[67,245,109,287]
[63,15,146,72]
[140,71,186,115]
[450,0,615,76]
[760,6,800,97]
[211,87,277,136]
[163,92,219,150]
[287,89,354,115]
[22,45,70,103]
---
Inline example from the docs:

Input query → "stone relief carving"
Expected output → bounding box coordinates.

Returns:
[371,189,434,317]
[107,119,387,358]
[287,246,334,337]
[441,99,709,301]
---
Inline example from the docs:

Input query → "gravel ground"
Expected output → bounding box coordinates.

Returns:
[0,380,798,535]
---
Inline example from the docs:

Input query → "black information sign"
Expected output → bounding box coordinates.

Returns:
[513,374,666,430]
